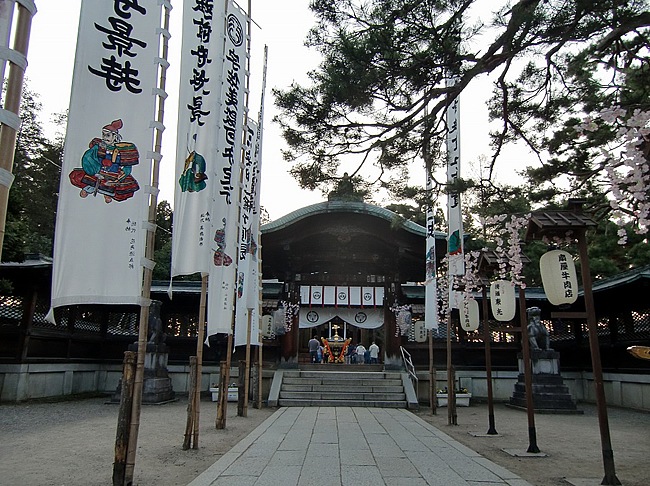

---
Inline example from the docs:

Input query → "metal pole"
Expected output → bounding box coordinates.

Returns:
[577,230,620,485]
[518,286,540,453]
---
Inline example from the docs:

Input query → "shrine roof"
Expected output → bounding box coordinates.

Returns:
[262,201,443,238]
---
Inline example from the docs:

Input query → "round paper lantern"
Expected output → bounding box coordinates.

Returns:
[540,249,579,305]
[490,280,516,322]
[459,298,480,331]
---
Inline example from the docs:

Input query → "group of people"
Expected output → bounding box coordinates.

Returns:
[308,336,380,364]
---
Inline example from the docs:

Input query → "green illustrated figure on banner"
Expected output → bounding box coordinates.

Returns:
[69,119,140,203]
[178,134,208,193]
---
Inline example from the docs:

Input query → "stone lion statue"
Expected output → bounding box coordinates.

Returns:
[527,306,552,351]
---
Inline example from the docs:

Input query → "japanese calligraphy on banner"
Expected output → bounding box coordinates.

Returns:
[207,0,249,338]
[540,249,579,306]
[49,0,161,309]
[234,120,260,347]
[425,161,438,330]
[446,78,464,276]
[171,0,227,277]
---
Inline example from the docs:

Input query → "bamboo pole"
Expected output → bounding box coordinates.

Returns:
[446,309,456,425]
[215,360,227,428]
[112,351,136,486]
[0,2,33,261]
[123,4,171,483]
[429,329,436,415]
[256,336,263,409]
[216,332,233,429]
[183,357,197,450]
[242,311,252,417]
[191,276,208,448]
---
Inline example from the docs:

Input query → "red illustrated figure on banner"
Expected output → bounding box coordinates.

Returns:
[69,119,140,203]
[213,218,233,267]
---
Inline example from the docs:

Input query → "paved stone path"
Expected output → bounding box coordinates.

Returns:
[188,407,533,486]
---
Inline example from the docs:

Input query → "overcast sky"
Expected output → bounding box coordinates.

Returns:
[24,1,523,221]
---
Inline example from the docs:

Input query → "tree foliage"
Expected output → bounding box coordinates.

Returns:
[274,0,650,206]
[3,84,63,261]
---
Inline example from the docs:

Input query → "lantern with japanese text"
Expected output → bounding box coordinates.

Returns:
[261,315,274,337]
[539,249,579,305]
[490,280,516,321]
[413,320,427,342]
[459,299,480,331]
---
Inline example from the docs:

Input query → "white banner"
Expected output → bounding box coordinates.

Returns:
[207,0,248,338]
[171,0,227,277]
[446,77,464,276]
[234,120,260,347]
[50,0,161,309]
[425,158,439,329]
[298,308,384,329]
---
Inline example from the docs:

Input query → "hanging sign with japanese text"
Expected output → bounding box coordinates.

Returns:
[50,0,161,310]
[171,0,227,277]
[207,0,249,337]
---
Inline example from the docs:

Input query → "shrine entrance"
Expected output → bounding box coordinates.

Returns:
[298,284,385,363]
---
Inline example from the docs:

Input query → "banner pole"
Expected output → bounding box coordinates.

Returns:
[192,275,208,448]
[123,2,171,483]
[0,2,34,260]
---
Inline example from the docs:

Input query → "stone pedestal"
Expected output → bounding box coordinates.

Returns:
[509,350,581,414]
[112,343,175,404]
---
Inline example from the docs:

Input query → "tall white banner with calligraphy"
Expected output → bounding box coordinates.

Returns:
[49,0,160,309]
[234,120,261,347]
[171,0,226,278]
[446,77,464,277]
[424,163,439,330]
[207,0,248,338]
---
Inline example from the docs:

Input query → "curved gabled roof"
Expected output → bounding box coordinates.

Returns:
[262,200,443,238]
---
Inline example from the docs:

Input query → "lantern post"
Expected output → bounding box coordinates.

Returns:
[525,200,620,485]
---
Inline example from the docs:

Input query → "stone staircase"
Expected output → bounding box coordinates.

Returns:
[268,367,418,409]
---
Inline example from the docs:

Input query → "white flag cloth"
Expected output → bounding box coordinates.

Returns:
[170,0,227,277]
[234,120,261,347]
[446,77,464,276]
[207,0,249,338]
[49,0,161,310]
[425,165,439,330]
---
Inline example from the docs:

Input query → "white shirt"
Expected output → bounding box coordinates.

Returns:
[369,343,379,358]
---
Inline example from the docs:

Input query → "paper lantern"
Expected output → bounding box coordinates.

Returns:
[459,298,479,331]
[261,314,274,337]
[540,249,579,305]
[413,320,427,343]
[490,280,516,322]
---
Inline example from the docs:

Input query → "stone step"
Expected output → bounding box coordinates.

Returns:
[284,370,400,380]
[277,398,407,408]
[282,377,403,387]
[280,390,406,401]
[281,384,405,394]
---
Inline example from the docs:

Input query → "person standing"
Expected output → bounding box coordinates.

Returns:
[308,335,320,363]
[369,341,380,364]
[355,343,366,365]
